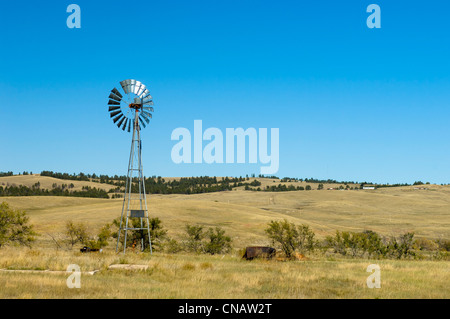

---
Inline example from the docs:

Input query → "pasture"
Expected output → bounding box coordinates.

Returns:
[0,175,449,298]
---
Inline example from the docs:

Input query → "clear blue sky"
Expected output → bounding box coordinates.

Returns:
[0,0,449,184]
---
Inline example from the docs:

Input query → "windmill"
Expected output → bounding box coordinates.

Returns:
[107,79,154,254]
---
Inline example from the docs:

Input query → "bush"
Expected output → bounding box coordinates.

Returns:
[388,232,415,259]
[0,201,36,248]
[65,221,113,250]
[204,227,232,255]
[414,237,439,251]
[184,224,232,255]
[361,230,388,258]
[325,230,416,259]
[148,217,168,251]
[436,239,450,252]
[265,219,317,258]
[327,231,347,255]
[265,220,316,258]
[166,238,183,254]
[184,224,205,253]
[265,219,299,258]
[297,224,316,254]
[82,223,112,250]
[65,221,89,249]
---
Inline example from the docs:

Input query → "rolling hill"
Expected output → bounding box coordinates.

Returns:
[1,174,449,249]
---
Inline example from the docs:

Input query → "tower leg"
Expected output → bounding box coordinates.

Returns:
[116,110,152,254]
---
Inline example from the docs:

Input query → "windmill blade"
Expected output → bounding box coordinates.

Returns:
[117,117,126,129]
[114,114,126,128]
[142,110,152,119]
[134,81,142,95]
[141,112,150,121]
[110,110,122,118]
[142,94,152,101]
[129,80,137,95]
[143,100,154,106]
[138,116,146,128]
[126,80,134,94]
[121,118,128,131]
[127,118,131,132]
[140,113,150,124]
[120,80,132,94]
[109,92,121,102]
[143,106,154,112]
[117,117,128,131]
[139,88,150,98]
[135,85,143,96]
[109,106,121,112]
[113,112,125,123]
[141,110,151,119]
[112,88,123,99]
[120,80,128,93]
[113,114,124,123]
[108,99,120,106]
[136,83,146,96]
[131,82,139,95]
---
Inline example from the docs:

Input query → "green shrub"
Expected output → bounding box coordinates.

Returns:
[265,220,316,258]
[0,202,36,248]
[361,230,389,258]
[297,224,316,254]
[436,239,450,251]
[265,219,299,258]
[414,237,439,251]
[166,238,183,254]
[184,224,205,253]
[184,224,232,255]
[204,227,232,255]
[325,230,418,259]
[82,223,112,250]
[65,220,89,249]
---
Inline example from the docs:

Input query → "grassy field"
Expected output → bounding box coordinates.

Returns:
[0,176,449,298]
[3,182,449,247]
[0,247,448,299]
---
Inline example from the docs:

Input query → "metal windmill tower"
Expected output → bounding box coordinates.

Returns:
[107,79,155,254]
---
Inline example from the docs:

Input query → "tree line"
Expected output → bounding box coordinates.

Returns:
[0,184,109,199]
[40,171,91,181]
[41,172,262,195]
[2,171,446,195]
[0,172,13,177]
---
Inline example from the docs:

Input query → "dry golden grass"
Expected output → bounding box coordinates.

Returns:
[3,182,449,248]
[0,247,448,299]
[0,179,449,298]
